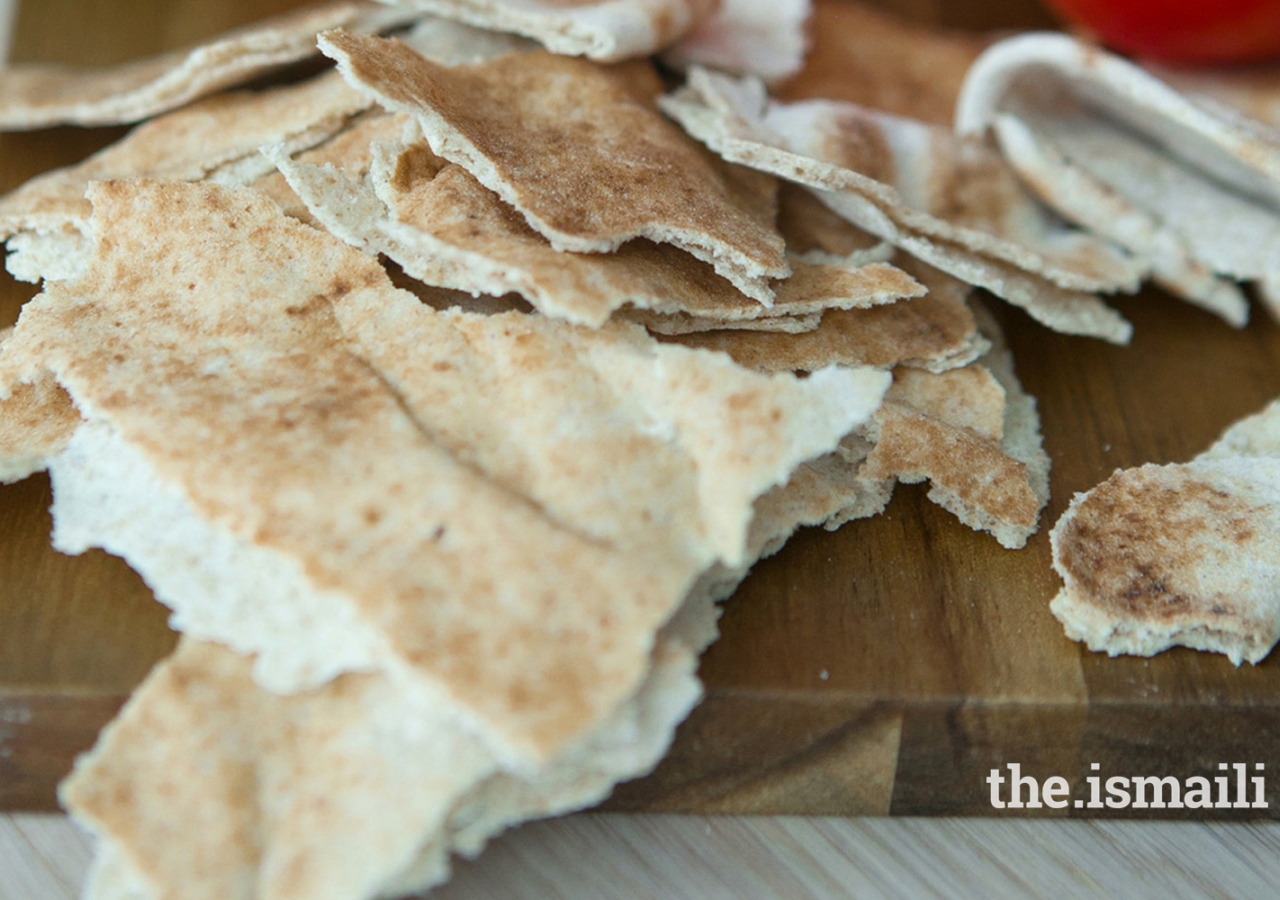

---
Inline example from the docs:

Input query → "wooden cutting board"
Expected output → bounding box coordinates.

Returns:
[2,0,1278,819]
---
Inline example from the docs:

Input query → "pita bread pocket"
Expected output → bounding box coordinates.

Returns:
[12,178,887,765]
[0,1,422,130]
[364,0,718,61]
[660,66,1136,343]
[957,32,1280,323]
[270,127,921,327]
[318,31,790,303]
[661,0,811,85]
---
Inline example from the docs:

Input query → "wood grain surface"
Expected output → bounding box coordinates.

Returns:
[3,0,1279,820]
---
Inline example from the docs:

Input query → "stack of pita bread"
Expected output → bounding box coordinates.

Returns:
[957,31,1280,327]
[0,2,1108,897]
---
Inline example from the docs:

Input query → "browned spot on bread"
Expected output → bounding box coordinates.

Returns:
[1057,467,1262,624]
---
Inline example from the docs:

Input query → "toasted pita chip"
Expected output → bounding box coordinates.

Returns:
[0,2,420,130]
[957,33,1280,322]
[1050,459,1280,665]
[366,0,716,61]
[776,0,986,126]
[668,257,988,374]
[661,0,811,84]
[0,327,81,482]
[661,67,1136,343]
[268,122,919,326]
[840,301,1050,549]
[319,34,790,303]
[11,179,886,763]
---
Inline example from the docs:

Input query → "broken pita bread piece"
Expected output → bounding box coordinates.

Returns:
[661,0,811,84]
[0,327,81,483]
[319,33,789,303]
[10,179,886,766]
[776,182,894,267]
[0,17,533,285]
[957,32,1280,323]
[0,70,371,283]
[660,67,1136,343]
[0,1,421,130]
[1050,459,1280,666]
[368,0,717,61]
[668,257,988,374]
[620,308,821,335]
[63,501,747,900]
[1051,398,1280,665]
[269,119,919,326]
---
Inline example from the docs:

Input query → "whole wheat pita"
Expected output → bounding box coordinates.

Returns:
[319,33,791,303]
[0,1,420,130]
[0,327,82,483]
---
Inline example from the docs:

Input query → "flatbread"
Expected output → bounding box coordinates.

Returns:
[661,0,811,84]
[0,2,420,130]
[319,33,790,303]
[989,112,1249,326]
[1050,459,1280,666]
[667,256,989,374]
[269,128,921,326]
[661,66,1136,343]
[366,0,717,61]
[1050,398,1280,665]
[957,32,1280,322]
[10,179,887,765]
[0,16,539,285]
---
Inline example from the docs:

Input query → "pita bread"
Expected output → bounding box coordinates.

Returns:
[64,508,748,900]
[0,327,81,482]
[957,32,1280,322]
[989,112,1249,326]
[319,33,790,303]
[1051,398,1280,664]
[0,2,421,130]
[776,0,986,126]
[620,308,821,335]
[269,128,921,326]
[11,179,886,764]
[1050,458,1280,666]
[668,256,989,374]
[364,0,717,61]
[660,67,1136,343]
[956,33,1280,209]
[662,0,811,84]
